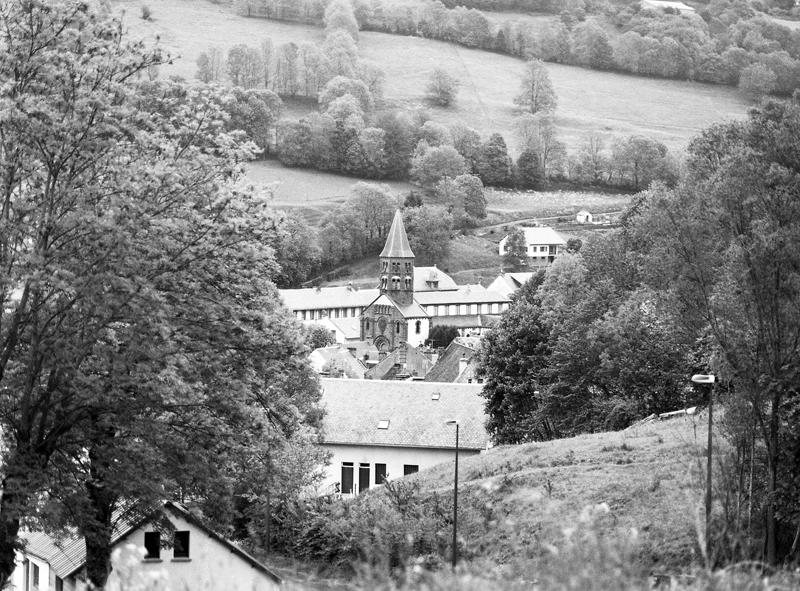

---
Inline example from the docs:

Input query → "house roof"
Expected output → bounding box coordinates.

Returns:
[320,378,489,450]
[414,287,509,306]
[425,338,481,383]
[502,227,566,246]
[310,345,367,378]
[414,266,459,292]
[280,286,379,312]
[380,210,414,258]
[365,343,434,380]
[21,503,281,584]
[366,294,429,319]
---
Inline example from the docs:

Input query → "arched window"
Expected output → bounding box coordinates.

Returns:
[415,320,421,334]
[380,276,387,289]
[404,276,412,289]
[405,262,412,272]
[382,261,388,272]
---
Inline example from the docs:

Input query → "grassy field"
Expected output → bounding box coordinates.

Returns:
[115,0,750,157]
[484,188,631,221]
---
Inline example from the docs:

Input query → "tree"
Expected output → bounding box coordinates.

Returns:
[274,42,300,96]
[225,87,283,155]
[0,3,323,586]
[450,123,482,173]
[629,98,800,563]
[305,324,337,350]
[610,135,675,191]
[479,272,552,443]
[572,21,614,69]
[325,0,359,41]
[738,63,777,101]
[428,325,460,349]
[515,59,558,114]
[575,132,608,184]
[410,145,467,188]
[516,148,544,189]
[196,46,223,83]
[269,211,322,288]
[455,174,486,220]
[518,114,566,181]
[319,76,374,112]
[475,133,513,187]
[227,44,264,88]
[426,68,460,106]
[418,121,453,147]
[502,228,528,269]
[323,30,359,78]
[404,205,454,265]
[262,38,276,89]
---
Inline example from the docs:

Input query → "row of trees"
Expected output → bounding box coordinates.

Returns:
[0,2,326,588]
[481,94,800,564]
[236,0,800,97]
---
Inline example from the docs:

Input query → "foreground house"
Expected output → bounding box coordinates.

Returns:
[425,337,483,383]
[318,378,490,495]
[12,502,281,591]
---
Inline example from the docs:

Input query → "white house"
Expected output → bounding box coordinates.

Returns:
[576,210,593,224]
[318,378,490,496]
[487,272,536,298]
[11,502,281,591]
[498,226,567,267]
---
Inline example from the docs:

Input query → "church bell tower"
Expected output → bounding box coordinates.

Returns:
[379,210,415,306]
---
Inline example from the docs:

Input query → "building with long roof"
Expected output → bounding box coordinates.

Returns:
[280,211,511,351]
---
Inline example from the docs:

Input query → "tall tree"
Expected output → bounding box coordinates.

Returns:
[475,133,513,187]
[630,97,800,563]
[426,68,460,107]
[514,59,558,114]
[404,205,454,266]
[0,3,322,587]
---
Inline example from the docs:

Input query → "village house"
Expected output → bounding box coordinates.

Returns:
[11,502,281,591]
[576,210,593,224]
[498,226,567,268]
[280,211,511,349]
[318,378,490,496]
[487,271,536,298]
[425,337,483,383]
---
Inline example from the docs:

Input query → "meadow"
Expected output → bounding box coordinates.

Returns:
[117,0,750,156]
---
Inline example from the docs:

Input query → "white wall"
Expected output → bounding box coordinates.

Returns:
[73,513,279,591]
[405,318,429,348]
[320,443,481,493]
[10,553,50,591]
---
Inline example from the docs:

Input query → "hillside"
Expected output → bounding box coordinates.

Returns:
[114,0,749,155]
[411,412,707,577]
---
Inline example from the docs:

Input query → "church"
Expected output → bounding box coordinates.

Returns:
[280,210,511,353]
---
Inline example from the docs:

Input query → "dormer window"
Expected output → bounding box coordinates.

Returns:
[378,419,390,429]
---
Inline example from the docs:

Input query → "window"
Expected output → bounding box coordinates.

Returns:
[341,462,354,494]
[375,463,387,485]
[359,463,370,492]
[377,419,390,429]
[405,262,412,272]
[173,531,190,559]
[380,276,387,289]
[365,319,370,331]
[404,276,411,289]
[32,563,39,588]
[144,531,161,559]
[403,465,419,476]
[382,261,388,271]
[415,320,421,334]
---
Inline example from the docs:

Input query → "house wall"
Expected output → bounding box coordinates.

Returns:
[320,443,481,494]
[72,514,279,591]
[10,553,50,591]
[405,318,429,348]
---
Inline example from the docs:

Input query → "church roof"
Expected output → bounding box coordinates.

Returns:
[414,287,509,306]
[380,210,415,258]
[367,294,429,318]
[320,379,489,450]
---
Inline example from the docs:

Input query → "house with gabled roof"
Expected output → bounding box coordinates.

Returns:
[318,378,490,495]
[11,502,281,591]
[498,226,566,268]
[364,342,433,380]
[488,272,536,298]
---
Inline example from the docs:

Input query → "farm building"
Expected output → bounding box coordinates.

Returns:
[11,502,281,591]
[281,211,510,350]
[498,227,567,267]
[317,378,490,496]
[576,210,593,224]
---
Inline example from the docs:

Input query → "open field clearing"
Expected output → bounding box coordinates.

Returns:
[116,1,749,156]
[113,0,323,80]
[362,31,750,154]
[245,160,411,223]
[485,188,632,221]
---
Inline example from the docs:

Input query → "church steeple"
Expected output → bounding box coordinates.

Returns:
[379,210,415,306]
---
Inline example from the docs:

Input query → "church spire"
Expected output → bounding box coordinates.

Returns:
[379,210,415,306]
[380,210,414,258]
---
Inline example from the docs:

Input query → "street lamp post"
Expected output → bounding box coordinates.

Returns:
[445,419,459,570]
[692,373,715,560]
